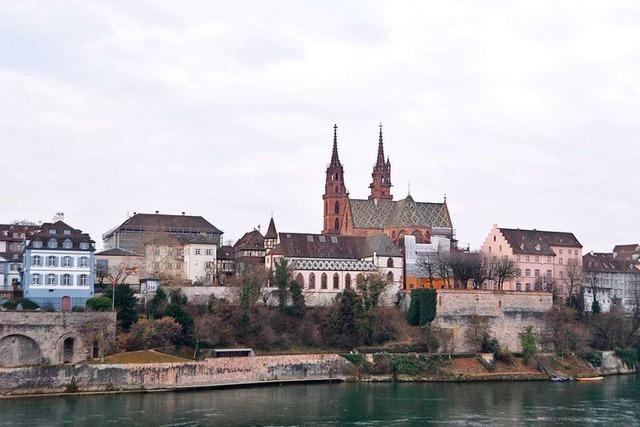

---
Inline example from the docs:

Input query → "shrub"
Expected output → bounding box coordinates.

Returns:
[495,348,514,364]
[581,351,603,367]
[1,298,39,310]
[71,305,85,312]
[481,337,501,354]
[341,352,366,366]
[128,317,182,350]
[520,326,537,364]
[86,296,112,312]
[615,347,639,368]
[407,289,437,326]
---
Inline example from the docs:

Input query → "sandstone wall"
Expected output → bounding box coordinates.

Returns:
[431,290,553,353]
[0,311,116,367]
[0,354,350,396]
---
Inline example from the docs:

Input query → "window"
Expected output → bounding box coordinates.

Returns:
[79,257,88,267]
[345,274,351,289]
[559,258,563,265]
[63,230,71,235]
[387,271,394,282]
[63,239,73,249]
[205,249,212,256]
[154,249,160,256]
[334,201,340,214]
[79,275,87,286]
[516,269,521,277]
[525,269,531,277]
[49,229,56,235]
[525,256,530,262]
[79,242,89,250]
[525,283,531,291]
[195,248,201,255]
[534,269,540,277]
[560,271,565,278]
[33,240,43,248]
[48,239,58,248]
[547,256,552,263]
[387,258,394,268]
[321,273,328,289]
[10,263,18,271]
[333,273,339,289]
[535,256,539,263]
[63,256,72,267]
[47,274,56,286]
[546,270,552,278]
[47,256,57,267]
[309,273,316,289]
[32,274,40,285]
[296,273,304,288]
[516,255,521,261]
[559,249,563,254]
[334,218,340,231]
[62,274,71,286]
[574,250,578,255]
[516,282,522,291]
[32,256,42,266]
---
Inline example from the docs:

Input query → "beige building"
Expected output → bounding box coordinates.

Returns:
[480,225,583,299]
[95,248,144,286]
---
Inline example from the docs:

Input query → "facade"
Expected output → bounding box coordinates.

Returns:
[234,228,266,276]
[582,250,640,313]
[480,225,583,298]
[102,212,222,255]
[321,124,454,249]
[216,245,235,284]
[95,248,143,286]
[265,232,403,305]
[22,221,96,310]
[183,237,217,285]
[0,224,39,293]
[404,233,454,290]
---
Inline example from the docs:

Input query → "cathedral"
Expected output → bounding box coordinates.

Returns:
[322,124,453,248]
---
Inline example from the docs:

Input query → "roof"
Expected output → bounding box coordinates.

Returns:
[613,244,639,253]
[499,228,582,256]
[26,221,94,250]
[264,218,278,240]
[583,252,639,274]
[217,245,234,260]
[104,213,222,238]
[234,229,264,251]
[0,224,39,241]
[95,248,142,257]
[0,252,22,262]
[273,232,401,259]
[348,196,452,229]
[179,235,220,245]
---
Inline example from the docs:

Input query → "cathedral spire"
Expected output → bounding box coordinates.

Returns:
[330,124,340,166]
[375,122,385,169]
[369,122,393,201]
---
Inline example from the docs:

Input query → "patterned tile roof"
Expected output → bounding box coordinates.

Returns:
[274,232,400,259]
[348,196,452,229]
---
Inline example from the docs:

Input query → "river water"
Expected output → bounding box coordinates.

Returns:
[1,376,639,426]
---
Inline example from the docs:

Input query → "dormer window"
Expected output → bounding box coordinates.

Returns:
[33,240,43,248]
[63,230,71,235]
[79,242,90,250]
[63,239,73,249]
[49,229,56,235]
[48,239,58,249]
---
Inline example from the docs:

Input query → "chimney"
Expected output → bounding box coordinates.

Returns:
[182,212,185,215]
[52,212,64,222]
[155,210,159,214]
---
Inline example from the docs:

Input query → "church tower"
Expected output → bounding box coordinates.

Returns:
[322,124,348,234]
[369,123,393,201]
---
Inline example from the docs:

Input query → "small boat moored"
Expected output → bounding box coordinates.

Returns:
[576,376,604,382]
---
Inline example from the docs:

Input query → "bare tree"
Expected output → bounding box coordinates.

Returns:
[583,270,600,312]
[629,273,640,333]
[566,258,582,304]
[471,257,494,289]
[435,254,452,289]
[492,257,517,290]
[417,255,439,288]
[448,252,480,289]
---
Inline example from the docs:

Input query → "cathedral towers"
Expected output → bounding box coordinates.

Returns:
[369,123,393,201]
[322,125,348,234]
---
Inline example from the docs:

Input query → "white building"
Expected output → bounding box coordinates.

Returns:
[582,251,640,313]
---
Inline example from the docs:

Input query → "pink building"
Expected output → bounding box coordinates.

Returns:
[480,225,583,299]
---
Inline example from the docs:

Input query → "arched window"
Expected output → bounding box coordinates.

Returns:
[334,218,340,231]
[525,283,531,292]
[309,273,316,289]
[47,274,56,286]
[48,239,58,249]
[32,256,41,266]
[47,256,57,267]
[32,274,40,285]
[63,239,73,249]
[321,273,328,289]
[333,273,340,289]
[62,274,71,286]
[334,201,340,214]
[79,257,88,267]
[334,186,339,193]
[79,275,88,286]
[387,258,394,268]
[63,256,72,267]
[296,273,304,288]
[387,271,394,282]
[516,283,522,291]
[345,274,351,289]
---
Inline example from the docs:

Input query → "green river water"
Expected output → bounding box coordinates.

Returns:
[0,375,638,426]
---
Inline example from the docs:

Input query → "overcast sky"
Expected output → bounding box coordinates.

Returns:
[1,1,639,251]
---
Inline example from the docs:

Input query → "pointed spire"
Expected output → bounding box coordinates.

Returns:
[408,182,411,197]
[330,123,341,166]
[375,122,385,168]
[265,216,278,240]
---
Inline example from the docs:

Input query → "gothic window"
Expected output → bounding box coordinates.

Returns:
[335,186,339,193]
[387,258,394,268]
[387,271,394,282]
[321,273,328,289]
[296,273,304,288]
[309,273,316,289]
[333,273,339,289]
[334,218,340,231]
[334,201,340,214]
[345,274,351,289]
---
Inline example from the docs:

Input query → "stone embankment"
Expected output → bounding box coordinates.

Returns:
[0,354,350,396]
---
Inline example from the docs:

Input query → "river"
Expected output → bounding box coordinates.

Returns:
[1,376,638,426]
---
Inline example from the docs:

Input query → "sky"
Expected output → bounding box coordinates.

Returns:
[1,1,639,251]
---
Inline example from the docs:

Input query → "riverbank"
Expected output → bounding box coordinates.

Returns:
[0,351,634,397]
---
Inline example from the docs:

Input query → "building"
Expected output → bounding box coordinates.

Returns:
[265,232,403,306]
[216,245,235,284]
[95,247,143,286]
[480,225,583,298]
[102,212,221,286]
[22,220,96,310]
[612,244,640,263]
[102,212,222,255]
[233,228,266,276]
[321,124,454,249]
[0,223,39,294]
[582,250,640,313]
[404,233,455,290]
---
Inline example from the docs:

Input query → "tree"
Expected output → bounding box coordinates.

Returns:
[86,296,112,312]
[435,254,452,289]
[541,305,589,354]
[471,257,494,289]
[274,258,291,312]
[356,274,387,311]
[407,288,437,326]
[492,257,517,290]
[148,288,168,319]
[288,280,306,317]
[129,317,182,350]
[418,255,439,288]
[565,259,582,308]
[231,265,266,324]
[110,284,138,331]
[584,271,601,314]
[520,325,537,364]
[448,252,479,289]
[165,291,194,343]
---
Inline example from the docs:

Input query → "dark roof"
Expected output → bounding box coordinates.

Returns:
[95,248,142,257]
[264,218,278,240]
[0,224,39,240]
[27,221,94,250]
[234,229,264,251]
[217,245,234,260]
[0,252,22,262]
[583,252,639,274]
[348,196,452,229]
[499,228,582,256]
[104,213,222,238]
[179,235,220,245]
[613,244,640,260]
[273,232,401,259]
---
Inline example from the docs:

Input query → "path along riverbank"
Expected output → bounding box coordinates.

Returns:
[0,351,635,397]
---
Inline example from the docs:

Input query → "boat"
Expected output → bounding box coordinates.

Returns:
[576,376,604,382]
[550,377,570,382]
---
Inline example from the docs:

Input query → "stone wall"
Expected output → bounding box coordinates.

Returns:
[0,311,116,367]
[0,354,350,396]
[431,289,553,353]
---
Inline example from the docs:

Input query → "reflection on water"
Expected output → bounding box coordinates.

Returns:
[0,375,638,426]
